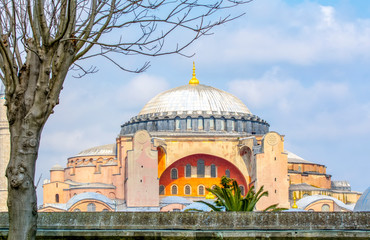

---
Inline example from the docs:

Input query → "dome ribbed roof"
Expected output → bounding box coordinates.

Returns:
[75,144,116,157]
[138,84,251,116]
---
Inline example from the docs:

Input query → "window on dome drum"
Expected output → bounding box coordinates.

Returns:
[171,168,178,179]
[159,185,165,195]
[87,203,96,212]
[211,164,216,178]
[225,169,230,178]
[198,117,204,130]
[185,164,191,178]
[298,166,302,172]
[171,185,178,195]
[321,204,330,212]
[198,185,205,195]
[186,117,192,130]
[55,194,59,203]
[185,185,191,195]
[175,117,180,130]
[239,185,245,196]
[210,117,215,130]
[231,119,235,131]
[220,118,225,131]
[197,159,205,177]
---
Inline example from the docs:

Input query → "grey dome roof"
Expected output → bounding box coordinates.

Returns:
[66,192,115,210]
[285,151,313,164]
[354,187,370,211]
[75,144,116,157]
[138,84,251,116]
[50,164,64,171]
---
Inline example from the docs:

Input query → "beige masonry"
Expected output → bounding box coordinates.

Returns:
[0,94,10,211]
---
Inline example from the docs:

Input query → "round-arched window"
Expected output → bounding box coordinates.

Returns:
[171,168,178,179]
[171,185,178,195]
[87,203,96,212]
[321,204,330,212]
[198,185,205,195]
[185,185,191,195]
[225,169,230,178]
[159,185,165,195]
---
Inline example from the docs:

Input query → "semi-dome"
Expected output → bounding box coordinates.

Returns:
[139,84,251,116]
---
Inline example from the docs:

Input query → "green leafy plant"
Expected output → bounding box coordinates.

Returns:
[197,176,286,212]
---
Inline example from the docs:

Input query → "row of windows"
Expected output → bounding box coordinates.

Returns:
[170,160,230,179]
[160,184,245,196]
[175,117,236,131]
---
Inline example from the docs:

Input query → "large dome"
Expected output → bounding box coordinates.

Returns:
[120,65,269,136]
[138,84,251,116]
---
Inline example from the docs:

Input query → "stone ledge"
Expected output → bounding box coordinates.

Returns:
[0,212,369,230]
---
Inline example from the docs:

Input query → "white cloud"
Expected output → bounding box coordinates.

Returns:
[227,68,369,140]
[193,0,370,65]
[115,74,169,109]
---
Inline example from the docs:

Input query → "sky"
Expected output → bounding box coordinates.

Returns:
[34,0,370,204]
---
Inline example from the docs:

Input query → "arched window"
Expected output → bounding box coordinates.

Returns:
[171,185,178,195]
[210,117,215,130]
[211,164,216,178]
[73,208,81,212]
[175,117,180,130]
[102,209,109,212]
[225,169,230,178]
[198,185,205,195]
[239,185,245,196]
[298,166,302,172]
[198,117,204,130]
[321,204,330,212]
[159,185,165,195]
[87,203,96,212]
[55,194,59,203]
[186,117,192,130]
[184,185,191,195]
[211,185,217,190]
[171,168,178,179]
[185,164,191,178]
[197,159,205,178]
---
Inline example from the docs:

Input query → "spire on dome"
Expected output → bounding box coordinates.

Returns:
[189,62,199,85]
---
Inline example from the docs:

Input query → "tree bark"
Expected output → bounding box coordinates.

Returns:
[7,123,40,240]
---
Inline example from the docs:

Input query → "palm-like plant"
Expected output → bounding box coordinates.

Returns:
[197,176,284,212]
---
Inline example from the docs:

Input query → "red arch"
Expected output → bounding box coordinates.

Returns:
[159,154,248,197]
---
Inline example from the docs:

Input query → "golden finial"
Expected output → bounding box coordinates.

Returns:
[292,192,298,209]
[189,62,199,85]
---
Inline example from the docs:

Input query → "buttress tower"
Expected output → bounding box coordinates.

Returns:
[0,86,10,211]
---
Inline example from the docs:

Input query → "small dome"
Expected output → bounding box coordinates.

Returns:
[285,151,313,164]
[354,187,370,211]
[75,144,116,157]
[138,84,251,116]
[51,164,64,171]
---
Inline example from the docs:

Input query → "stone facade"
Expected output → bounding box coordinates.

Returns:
[0,92,10,212]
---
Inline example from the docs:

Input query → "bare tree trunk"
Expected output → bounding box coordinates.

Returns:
[6,104,43,239]
[7,125,39,240]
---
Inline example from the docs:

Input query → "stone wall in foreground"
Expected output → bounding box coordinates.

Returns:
[0,212,369,239]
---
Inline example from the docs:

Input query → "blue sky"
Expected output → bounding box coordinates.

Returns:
[36,0,370,203]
